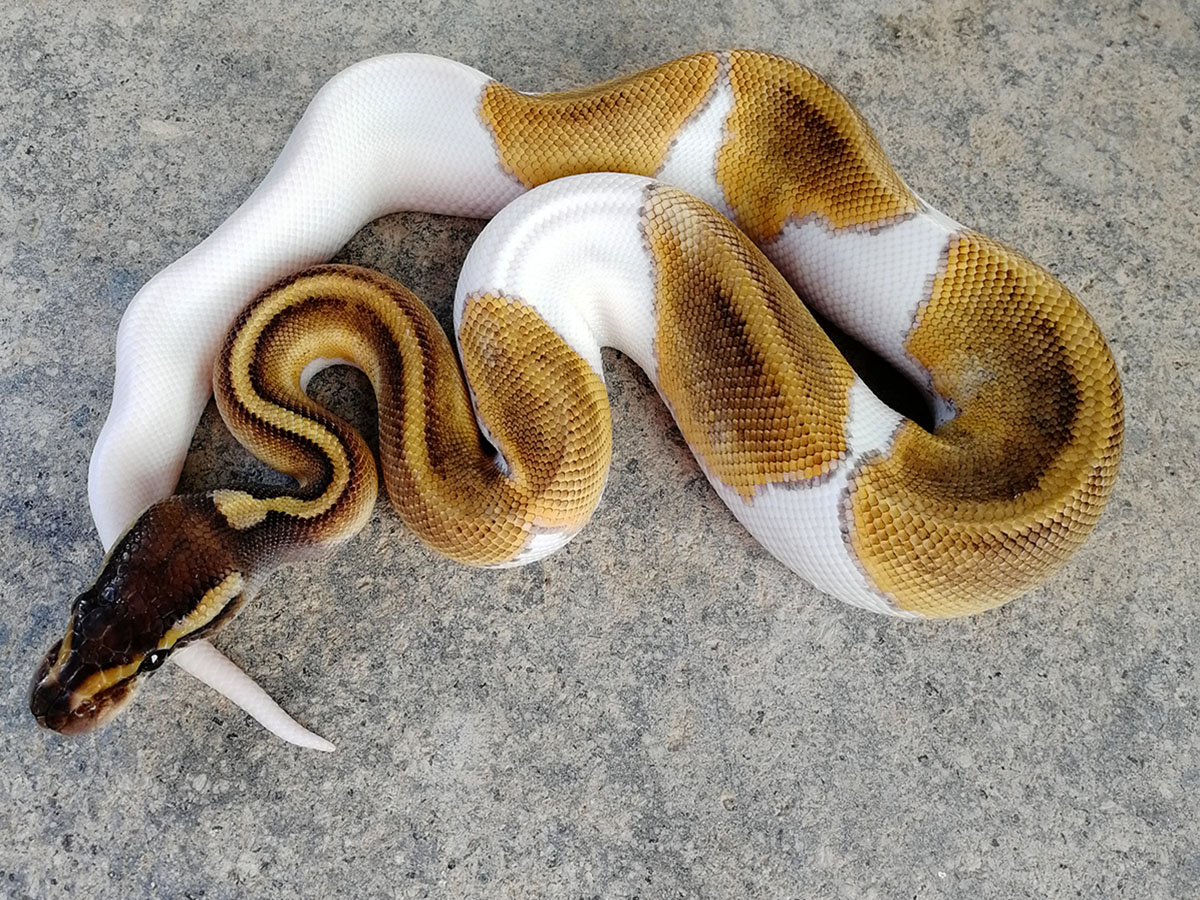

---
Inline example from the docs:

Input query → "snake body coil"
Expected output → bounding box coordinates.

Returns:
[31,51,1122,740]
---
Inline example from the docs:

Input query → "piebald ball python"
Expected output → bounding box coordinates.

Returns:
[30,51,1123,748]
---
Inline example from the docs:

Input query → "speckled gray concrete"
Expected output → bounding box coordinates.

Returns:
[1,0,1196,897]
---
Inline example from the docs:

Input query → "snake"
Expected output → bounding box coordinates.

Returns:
[29,50,1123,748]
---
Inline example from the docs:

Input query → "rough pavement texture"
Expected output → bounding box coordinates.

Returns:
[2,1,1197,897]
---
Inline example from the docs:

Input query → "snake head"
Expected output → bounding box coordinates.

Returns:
[30,496,249,735]
[29,581,159,734]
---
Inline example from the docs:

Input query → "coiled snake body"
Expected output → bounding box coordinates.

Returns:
[30,51,1123,745]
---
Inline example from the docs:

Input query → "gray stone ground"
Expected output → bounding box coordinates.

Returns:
[1,0,1196,897]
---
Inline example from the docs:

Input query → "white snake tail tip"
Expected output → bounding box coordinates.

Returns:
[171,641,336,752]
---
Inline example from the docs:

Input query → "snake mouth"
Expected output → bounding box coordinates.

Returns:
[29,641,136,735]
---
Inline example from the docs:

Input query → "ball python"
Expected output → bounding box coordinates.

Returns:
[29,50,1123,749]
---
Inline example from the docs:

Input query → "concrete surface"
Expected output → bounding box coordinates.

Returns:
[2,0,1197,897]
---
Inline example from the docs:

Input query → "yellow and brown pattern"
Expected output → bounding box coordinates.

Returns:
[217,274,380,541]
[218,267,612,566]
[481,53,720,187]
[717,50,918,242]
[846,234,1124,616]
[644,184,858,498]
[31,265,616,733]
[379,289,612,564]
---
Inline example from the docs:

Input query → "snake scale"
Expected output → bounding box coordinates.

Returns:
[30,51,1123,747]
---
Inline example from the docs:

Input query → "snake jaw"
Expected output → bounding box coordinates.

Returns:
[29,637,141,734]
[27,639,65,727]
[30,674,138,735]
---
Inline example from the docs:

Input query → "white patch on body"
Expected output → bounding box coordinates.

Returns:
[506,527,576,566]
[764,211,958,426]
[455,174,660,380]
[655,76,735,219]
[90,55,525,548]
[299,356,360,392]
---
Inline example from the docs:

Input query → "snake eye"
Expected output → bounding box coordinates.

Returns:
[139,650,170,673]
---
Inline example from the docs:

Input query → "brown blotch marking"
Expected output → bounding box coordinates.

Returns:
[718,50,918,242]
[847,234,1124,617]
[481,53,720,187]
[644,185,857,498]
[453,293,612,538]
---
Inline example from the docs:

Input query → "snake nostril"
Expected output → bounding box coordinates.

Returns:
[29,677,68,725]
[28,639,77,727]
